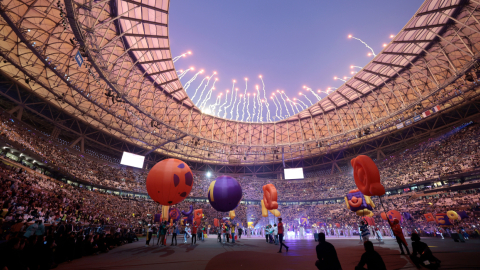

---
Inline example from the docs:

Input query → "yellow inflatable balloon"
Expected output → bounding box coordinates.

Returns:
[269,209,281,217]
[356,209,373,217]
[161,205,169,221]
[229,210,236,220]
[447,210,459,220]
[261,200,268,217]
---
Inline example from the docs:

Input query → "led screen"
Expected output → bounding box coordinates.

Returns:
[120,152,145,168]
[284,168,304,180]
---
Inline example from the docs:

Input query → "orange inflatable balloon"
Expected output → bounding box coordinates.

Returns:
[146,159,193,205]
[383,210,402,222]
[262,184,278,210]
[351,155,385,196]
[214,218,219,227]
[194,209,203,224]
[424,213,435,222]
[335,223,341,228]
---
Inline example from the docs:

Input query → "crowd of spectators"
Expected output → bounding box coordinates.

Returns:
[1,113,479,203]
[1,145,480,269]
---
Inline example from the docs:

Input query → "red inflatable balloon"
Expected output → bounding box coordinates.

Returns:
[335,223,341,228]
[351,155,385,196]
[146,159,193,205]
[363,216,375,226]
[263,184,278,210]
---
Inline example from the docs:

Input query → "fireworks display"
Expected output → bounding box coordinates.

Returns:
[174,31,388,121]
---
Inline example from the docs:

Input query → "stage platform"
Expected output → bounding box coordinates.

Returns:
[57,235,480,270]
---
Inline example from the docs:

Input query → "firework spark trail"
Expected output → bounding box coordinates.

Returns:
[304,86,322,101]
[288,100,297,114]
[177,68,191,80]
[255,86,262,122]
[293,102,302,113]
[270,95,280,120]
[183,70,203,91]
[235,93,243,121]
[246,94,251,121]
[300,93,313,105]
[351,66,363,69]
[195,73,215,105]
[173,51,192,63]
[199,79,218,109]
[223,81,236,118]
[278,91,290,116]
[240,80,248,121]
[297,99,308,109]
[218,90,229,116]
[327,87,337,94]
[191,76,208,100]
[259,77,272,122]
[334,76,350,83]
[349,36,376,57]
[252,93,257,122]
[240,94,247,121]
[210,95,222,115]
[282,92,296,115]
[274,94,283,119]
[230,88,238,120]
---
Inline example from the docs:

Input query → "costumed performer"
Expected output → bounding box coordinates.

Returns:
[388,218,410,255]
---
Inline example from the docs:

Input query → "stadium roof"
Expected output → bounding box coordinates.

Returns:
[0,0,479,165]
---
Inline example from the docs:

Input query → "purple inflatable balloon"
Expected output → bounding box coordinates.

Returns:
[207,175,243,212]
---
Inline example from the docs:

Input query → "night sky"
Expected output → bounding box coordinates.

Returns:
[169,0,421,121]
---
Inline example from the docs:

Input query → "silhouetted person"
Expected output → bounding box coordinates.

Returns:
[315,232,342,270]
[409,233,441,269]
[355,241,387,270]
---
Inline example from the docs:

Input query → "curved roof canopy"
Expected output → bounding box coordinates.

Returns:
[0,0,479,165]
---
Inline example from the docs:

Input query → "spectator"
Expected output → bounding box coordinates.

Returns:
[410,233,441,268]
[355,241,387,270]
[315,232,342,270]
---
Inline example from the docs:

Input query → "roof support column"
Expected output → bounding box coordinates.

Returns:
[51,126,61,139]
[70,136,85,153]
[377,149,386,161]
[8,105,23,120]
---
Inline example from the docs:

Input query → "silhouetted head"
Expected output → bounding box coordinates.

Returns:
[319,232,326,243]
[411,233,420,242]
[364,241,374,252]
[393,219,399,225]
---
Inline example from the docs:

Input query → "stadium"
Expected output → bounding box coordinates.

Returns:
[0,0,480,269]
